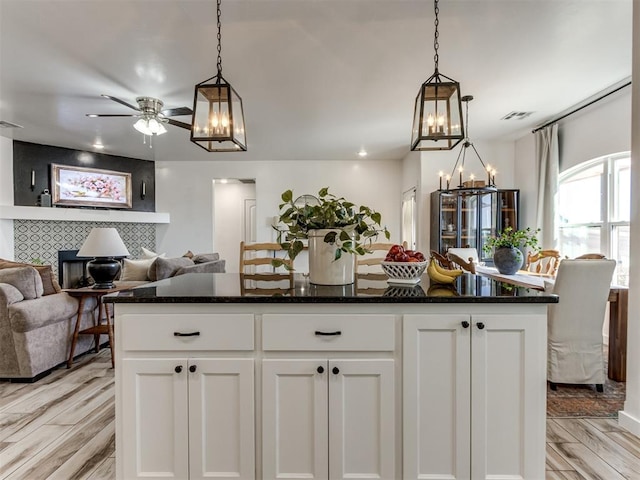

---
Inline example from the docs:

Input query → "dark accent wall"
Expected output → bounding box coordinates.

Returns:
[13,141,156,212]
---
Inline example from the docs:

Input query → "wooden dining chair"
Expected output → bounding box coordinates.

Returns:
[446,247,478,274]
[574,253,606,260]
[524,249,561,276]
[355,242,402,280]
[239,241,292,274]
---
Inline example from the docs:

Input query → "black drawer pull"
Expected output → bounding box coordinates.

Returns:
[315,330,342,336]
[189,365,197,373]
[461,321,470,329]
[477,322,485,330]
[175,365,183,373]
[317,366,325,374]
[174,331,201,337]
[332,366,340,375]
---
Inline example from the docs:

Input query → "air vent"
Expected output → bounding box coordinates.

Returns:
[0,120,23,129]
[501,111,533,121]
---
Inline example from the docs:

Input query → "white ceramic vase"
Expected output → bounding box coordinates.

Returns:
[308,228,355,285]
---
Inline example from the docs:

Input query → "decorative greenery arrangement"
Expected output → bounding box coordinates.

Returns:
[483,226,540,254]
[273,187,391,268]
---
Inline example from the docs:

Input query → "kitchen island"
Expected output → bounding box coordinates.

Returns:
[106,272,558,480]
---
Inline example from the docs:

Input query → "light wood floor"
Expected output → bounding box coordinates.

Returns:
[1,351,640,480]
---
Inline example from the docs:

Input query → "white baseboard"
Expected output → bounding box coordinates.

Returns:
[618,410,640,437]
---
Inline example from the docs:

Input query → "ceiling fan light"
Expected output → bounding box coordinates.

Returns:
[133,118,153,136]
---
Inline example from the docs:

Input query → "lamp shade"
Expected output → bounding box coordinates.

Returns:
[78,228,130,258]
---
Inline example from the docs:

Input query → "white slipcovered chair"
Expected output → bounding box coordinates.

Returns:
[547,259,616,391]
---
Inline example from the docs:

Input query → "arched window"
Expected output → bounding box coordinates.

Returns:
[558,152,630,285]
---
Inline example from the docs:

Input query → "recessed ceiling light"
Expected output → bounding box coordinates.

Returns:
[358,149,367,157]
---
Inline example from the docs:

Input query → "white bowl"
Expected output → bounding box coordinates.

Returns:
[380,260,428,284]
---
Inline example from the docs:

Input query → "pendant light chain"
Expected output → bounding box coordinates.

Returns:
[433,0,439,72]
[216,0,223,77]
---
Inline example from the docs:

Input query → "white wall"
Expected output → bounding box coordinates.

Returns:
[619,0,640,437]
[0,137,14,259]
[559,89,631,172]
[155,159,403,263]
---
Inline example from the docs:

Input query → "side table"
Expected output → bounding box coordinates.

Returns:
[65,285,132,368]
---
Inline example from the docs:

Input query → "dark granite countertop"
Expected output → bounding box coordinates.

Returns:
[103,273,559,304]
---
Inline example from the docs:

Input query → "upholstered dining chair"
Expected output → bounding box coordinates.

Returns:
[446,247,478,274]
[525,249,561,276]
[547,259,616,391]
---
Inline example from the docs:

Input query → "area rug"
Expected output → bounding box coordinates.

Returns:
[546,374,626,418]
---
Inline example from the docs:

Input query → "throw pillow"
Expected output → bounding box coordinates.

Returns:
[0,259,61,295]
[0,266,44,299]
[192,253,220,264]
[149,257,194,281]
[140,247,166,259]
[120,258,156,281]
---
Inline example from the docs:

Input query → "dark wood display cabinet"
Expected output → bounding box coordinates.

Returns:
[430,189,519,265]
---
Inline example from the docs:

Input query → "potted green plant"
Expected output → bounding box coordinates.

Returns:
[483,226,540,275]
[273,187,390,285]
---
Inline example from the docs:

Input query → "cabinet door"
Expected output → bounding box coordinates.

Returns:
[328,359,395,480]
[262,359,329,480]
[189,358,255,480]
[403,315,471,480]
[121,358,189,480]
[470,314,546,480]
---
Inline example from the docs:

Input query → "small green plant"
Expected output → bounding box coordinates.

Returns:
[273,187,390,269]
[483,226,540,254]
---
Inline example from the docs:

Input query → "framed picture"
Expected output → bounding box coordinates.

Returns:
[51,164,132,209]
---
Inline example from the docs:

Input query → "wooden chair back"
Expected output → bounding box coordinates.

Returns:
[356,242,407,281]
[524,249,561,276]
[239,241,292,274]
[446,247,478,274]
[574,253,606,260]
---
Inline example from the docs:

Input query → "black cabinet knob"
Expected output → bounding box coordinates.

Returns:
[189,365,197,373]
[317,366,325,374]
[477,322,485,330]
[461,321,470,328]
[175,365,183,373]
[332,366,340,375]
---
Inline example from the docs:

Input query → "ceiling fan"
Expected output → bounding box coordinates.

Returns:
[86,94,192,136]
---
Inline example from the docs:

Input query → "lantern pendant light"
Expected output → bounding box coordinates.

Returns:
[191,0,247,152]
[411,0,464,151]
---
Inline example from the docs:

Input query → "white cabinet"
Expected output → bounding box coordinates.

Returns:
[403,313,546,480]
[261,313,397,480]
[122,358,254,480]
[117,312,255,480]
[262,358,395,480]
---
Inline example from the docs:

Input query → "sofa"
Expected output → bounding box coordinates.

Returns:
[0,265,99,381]
[0,252,226,381]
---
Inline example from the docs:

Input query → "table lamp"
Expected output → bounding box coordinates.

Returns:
[77,228,130,289]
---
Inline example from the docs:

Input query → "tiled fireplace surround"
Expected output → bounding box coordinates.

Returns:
[13,219,156,284]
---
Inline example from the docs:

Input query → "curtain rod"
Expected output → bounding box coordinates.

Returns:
[531,81,632,134]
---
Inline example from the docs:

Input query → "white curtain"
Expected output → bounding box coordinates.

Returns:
[534,124,559,248]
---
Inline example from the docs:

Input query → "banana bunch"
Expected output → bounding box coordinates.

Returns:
[426,258,464,284]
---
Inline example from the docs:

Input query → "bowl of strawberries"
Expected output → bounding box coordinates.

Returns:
[380,244,428,284]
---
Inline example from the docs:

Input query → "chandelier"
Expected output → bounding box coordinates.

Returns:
[191,0,247,152]
[411,0,464,151]
[439,95,497,191]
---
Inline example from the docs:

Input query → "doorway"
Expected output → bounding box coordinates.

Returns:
[213,179,256,273]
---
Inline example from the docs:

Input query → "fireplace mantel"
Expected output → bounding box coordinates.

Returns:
[0,205,170,223]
